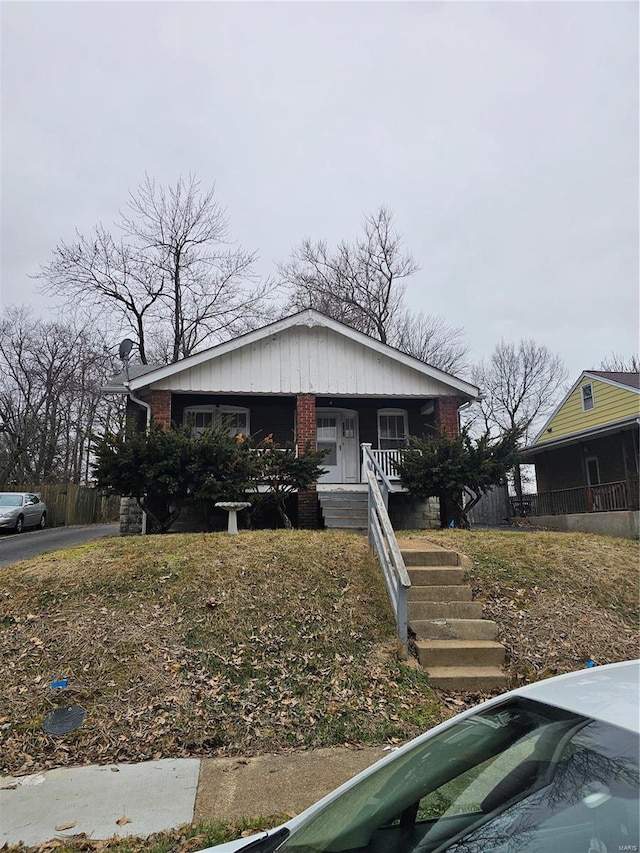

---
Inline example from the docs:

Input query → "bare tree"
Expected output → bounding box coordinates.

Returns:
[278,205,468,372]
[0,307,120,484]
[38,225,162,364]
[278,206,418,344]
[390,310,470,375]
[599,352,639,372]
[472,339,568,504]
[39,175,270,364]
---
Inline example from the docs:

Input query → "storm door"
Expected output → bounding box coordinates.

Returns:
[316,409,359,484]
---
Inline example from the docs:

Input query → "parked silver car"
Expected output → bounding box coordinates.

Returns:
[204,660,639,853]
[0,492,47,533]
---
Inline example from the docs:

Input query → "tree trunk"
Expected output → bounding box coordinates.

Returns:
[513,464,525,514]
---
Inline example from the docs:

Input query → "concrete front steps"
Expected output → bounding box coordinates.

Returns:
[318,491,368,533]
[398,539,506,693]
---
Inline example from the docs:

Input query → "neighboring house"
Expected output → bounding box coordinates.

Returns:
[104,309,479,531]
[520,371,640,539]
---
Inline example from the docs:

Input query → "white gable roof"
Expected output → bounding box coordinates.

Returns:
[127,310,479,399]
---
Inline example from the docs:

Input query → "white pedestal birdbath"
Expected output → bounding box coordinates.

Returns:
[215,501,251,534]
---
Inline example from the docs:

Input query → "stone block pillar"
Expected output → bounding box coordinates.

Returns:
[119,496,143,536]
[296,394,318,529]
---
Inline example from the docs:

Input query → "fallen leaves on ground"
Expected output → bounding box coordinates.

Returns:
[1,528,637,779]
[0,531,441,776]
[3,817,288,853]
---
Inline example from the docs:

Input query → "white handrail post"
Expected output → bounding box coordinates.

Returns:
[361,442,372,483]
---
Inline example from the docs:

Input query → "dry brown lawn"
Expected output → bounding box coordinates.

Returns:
[1,531,440,776]
[1,527,637,780]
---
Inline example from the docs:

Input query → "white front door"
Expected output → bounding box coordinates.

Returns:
[317,409,359,484]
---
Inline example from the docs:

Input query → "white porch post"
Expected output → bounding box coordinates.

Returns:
[361,443,372,482]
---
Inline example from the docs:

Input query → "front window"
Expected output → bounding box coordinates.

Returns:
[279,697,638,853]
[317,416,338,466]
[184,406,249,437]
[378,409,408,450]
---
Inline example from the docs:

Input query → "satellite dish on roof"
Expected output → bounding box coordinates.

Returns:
[118,338,134,361]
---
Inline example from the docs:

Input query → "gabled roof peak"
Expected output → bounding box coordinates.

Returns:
[117,308,479,399]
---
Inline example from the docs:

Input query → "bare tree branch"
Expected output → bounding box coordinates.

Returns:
[37,175,268,364]
[599,352,639,372]
[0,307,121,484]
[278,206,418,344]
[390,310,470,375]
[471,339,568,503]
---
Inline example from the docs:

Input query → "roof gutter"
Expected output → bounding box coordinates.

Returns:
[124,383,152,432]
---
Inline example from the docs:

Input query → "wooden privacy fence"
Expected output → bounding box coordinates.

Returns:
[0,483,120,528]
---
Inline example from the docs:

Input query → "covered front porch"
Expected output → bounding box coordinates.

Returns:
[156,390,459,486]
[520,421,639,539]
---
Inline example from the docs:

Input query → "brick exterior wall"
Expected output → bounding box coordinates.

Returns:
[296,394,318,528]
[151,390,172,429]
[435,397,460,439]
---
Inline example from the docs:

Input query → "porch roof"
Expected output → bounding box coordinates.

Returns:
[521,414,640,459]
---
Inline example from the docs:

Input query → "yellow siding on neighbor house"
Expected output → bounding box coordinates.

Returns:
[536,377,639,444]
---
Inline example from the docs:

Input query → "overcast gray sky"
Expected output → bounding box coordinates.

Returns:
[1,0,638,381]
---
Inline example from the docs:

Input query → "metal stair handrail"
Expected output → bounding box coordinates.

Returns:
[364,458,411,660]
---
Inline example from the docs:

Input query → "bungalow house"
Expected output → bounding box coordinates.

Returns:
[520,371,640,539]
[104,310,479,532]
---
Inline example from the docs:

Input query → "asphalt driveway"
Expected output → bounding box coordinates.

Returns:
[0,523,119,568]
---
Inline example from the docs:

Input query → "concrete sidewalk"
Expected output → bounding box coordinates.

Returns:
[1,748,385,848]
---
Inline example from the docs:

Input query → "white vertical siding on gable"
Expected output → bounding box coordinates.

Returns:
[154,326,458,396]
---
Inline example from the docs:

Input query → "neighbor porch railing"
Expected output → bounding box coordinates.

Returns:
[513,480,633,517]
[362,445,411,659]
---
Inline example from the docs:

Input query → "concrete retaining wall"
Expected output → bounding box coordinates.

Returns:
[389,494,440,530]
[527,510,639,540]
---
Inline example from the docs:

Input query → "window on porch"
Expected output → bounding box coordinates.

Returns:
[317,416,338,466]
[377,409,408,450]
[184,406,249,437]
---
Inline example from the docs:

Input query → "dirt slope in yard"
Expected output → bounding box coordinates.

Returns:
[0,531,441,776]
[1,528,637,777]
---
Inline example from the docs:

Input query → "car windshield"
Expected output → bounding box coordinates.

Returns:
[0,493,23,507]
[279,697,639,853]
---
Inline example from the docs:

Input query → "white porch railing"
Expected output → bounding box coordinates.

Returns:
[362,447,404,481]
[362,445,411,659]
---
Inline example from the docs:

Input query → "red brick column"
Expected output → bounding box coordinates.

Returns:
[436,397,460,439]
[151,390,172,429]
[296,394,318,529]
